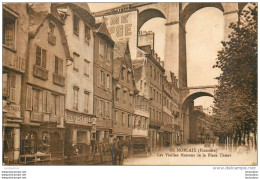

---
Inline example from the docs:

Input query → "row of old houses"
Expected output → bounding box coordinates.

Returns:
[3,3,183,164]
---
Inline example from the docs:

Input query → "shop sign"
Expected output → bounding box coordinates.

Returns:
[3,100,20,118]
[66,112,91,125]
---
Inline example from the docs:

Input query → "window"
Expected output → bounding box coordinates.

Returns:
[122,112,124,125]
[157,91,159,102]
[114,110,118,125]
[51,94,60,116]
[115,88,119,102]
[55,56,63,75]
[84,59,90,77]
[150,66,152,77]
[153,89,156,100]
[99,39,105,60]
[84,91,89,113]
[123,91,126,104]
[49,22,55,34]
[36,46,47,68]
[73,87,79,110]
[107,46,113,63]
[32,89,40,112]
[106,102,110,119]
[127,72,130,83]
[129,94,133,106]
[73,52,79,72]
[128,115,131,128]
[100,70,105,87]
[3,72,16,102]
[85,24,91,41]
[106,74,110,91]
[3,72,8,98]
[3,11,16,49]
[154,69,156,80]
[121,68,125,80]
[73,14,79,37]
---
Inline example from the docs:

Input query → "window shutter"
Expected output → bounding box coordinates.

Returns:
[56,96,60,116]
[46,91,51,113]
[60,95,64,117]
[26,85,33,110]
[98,69,101,87]
[42,90,47,113]
[39,90,43,113]
[9,73,16,102]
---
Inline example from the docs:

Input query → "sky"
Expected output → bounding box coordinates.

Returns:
[88,3,225,114]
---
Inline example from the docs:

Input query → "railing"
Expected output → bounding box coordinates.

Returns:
[53,73,65,86]
[48,32,56,46]
[33,65,48,80]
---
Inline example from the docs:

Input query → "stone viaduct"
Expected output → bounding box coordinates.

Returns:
[94,2,248,142]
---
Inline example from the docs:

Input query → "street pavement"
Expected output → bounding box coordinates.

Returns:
[123,144,257,165]
[18,144,257,166]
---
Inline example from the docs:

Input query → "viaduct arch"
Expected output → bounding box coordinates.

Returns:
[94,2,248,143]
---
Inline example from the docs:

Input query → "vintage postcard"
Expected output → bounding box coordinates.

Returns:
[2,2,257,170]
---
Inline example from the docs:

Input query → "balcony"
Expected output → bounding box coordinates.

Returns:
[53,73,65,86]
[33,65,48,80]
[48,32,56,46]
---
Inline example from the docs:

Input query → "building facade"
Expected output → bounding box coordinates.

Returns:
[55,3,96,157]
[136,45,165,149]
[190,106,213,144]
[3,4,28,163]
[93,21,114,153]
[112,41,136,140]
[21,4,69,158]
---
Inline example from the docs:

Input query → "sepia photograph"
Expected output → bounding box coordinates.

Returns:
[1,1,257,171]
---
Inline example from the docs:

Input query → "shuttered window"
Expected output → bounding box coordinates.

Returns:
[55,56,63,75]
[9,73,16,102]
[36,46,47,68]
[32,89,40,112]
[3,11,16,49]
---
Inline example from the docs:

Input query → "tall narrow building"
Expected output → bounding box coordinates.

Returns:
[93,20,114,153]
[3,3,28,163]
[112,41,136,141]
[21,3,69,158]
[55,3,96,157]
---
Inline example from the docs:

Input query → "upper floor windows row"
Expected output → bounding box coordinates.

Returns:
[34,45,65,86]
[73,14,91,43]
[73,52,90,77]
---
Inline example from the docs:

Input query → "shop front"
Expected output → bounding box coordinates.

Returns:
[3,101,22,164]
[20,123,64,158]
[65,110,95,157]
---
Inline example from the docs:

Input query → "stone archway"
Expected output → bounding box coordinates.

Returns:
[181,91,214,143]
[137,8,166,31]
